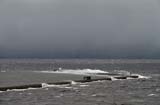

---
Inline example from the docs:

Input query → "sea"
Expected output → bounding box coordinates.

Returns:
[0,59,160,105]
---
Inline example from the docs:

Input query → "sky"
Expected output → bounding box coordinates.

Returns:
[0,0,160,58]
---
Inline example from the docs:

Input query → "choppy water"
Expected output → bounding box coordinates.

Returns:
[0,59,160,105]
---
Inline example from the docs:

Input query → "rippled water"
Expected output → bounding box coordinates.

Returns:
[0,59,160,105]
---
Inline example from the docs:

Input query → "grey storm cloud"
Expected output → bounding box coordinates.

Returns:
[0,0,160,58]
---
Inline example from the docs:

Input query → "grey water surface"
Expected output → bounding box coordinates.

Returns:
[0,59,160,105]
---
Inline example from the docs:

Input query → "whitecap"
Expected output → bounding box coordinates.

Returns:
[6,88,38,92]
[126,77,135,80]
[7,89,29,92]
[79,85,89,87]
[0,70,6,72]
[71,81,77,85]
[148,94,158,97]
[64,86,72,89]
[111,77,119,81]
[35,69,108,76]
[41,83,70,89]
[41,83,63,88]
[114,70,131,75]
[132,74,151,79]
[0,91,4,93]
[91,94,97,97]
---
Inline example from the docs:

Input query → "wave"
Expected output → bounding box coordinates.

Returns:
[132,74,151,79]
[0,69,151,93]
[35,69,150,79]
[114,70,131,75]
[37,69,108,75]
[0,91,4,93]
[5,88,38,92]
[113,70,151,79]
[0,82,76,92]
[148,94,158,97]
[0,70,7,72]
[41,83,66,88]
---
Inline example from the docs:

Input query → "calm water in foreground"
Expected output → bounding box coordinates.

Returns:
[0,59,160,105]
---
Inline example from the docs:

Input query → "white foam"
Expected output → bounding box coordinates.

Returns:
[41,83,76,89]
[132,74,151,79]
[79,85,89,87]
[64,87,73,89]
[1,82,76,93]
[41,83,65,88]
[111,77,119,81]
[114,70,131,75]
[71,81,77,85]
[114,70,151,79]
[37,69,108,75]
[7,88,37,92]
[0,91,4,93]
[126,77,135,80]
[36,69,150,80]
[57,69,108,75]
[91,94,97,97]
[148,94,158,97]
[0,70,6,72]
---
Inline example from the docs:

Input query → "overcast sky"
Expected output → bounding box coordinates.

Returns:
[0,0,160,58]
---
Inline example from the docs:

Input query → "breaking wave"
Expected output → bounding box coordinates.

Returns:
[41,83,66,88]
[114,70,131,75]
[37,69,108,75]
[132,74,151,79]
[35,69,151,80]
[0,71,151,93]
[0,70,7,73]
[5,88,38,92]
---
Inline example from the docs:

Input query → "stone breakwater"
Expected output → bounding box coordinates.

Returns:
[0,75,139,91]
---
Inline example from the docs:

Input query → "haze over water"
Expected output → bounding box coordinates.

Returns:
[0,0,160,58]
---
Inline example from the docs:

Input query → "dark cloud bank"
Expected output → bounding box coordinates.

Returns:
[0,0,160,58]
